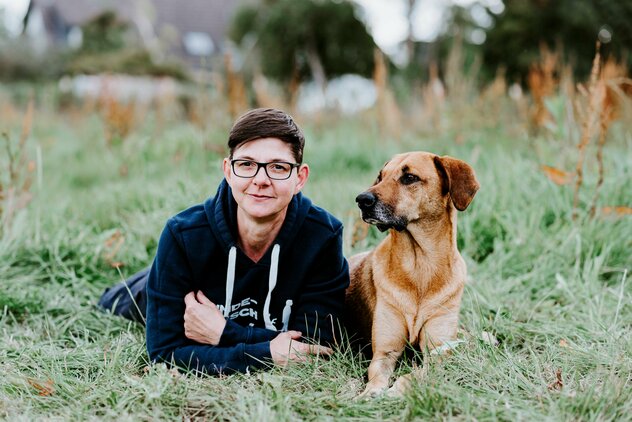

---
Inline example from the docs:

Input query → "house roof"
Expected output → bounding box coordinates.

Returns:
[28,0,241,56]
[152,0,238,50]
[31,0,136,26]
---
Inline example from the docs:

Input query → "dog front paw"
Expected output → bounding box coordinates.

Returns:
[356,385,387,400]
[386,376,412,398]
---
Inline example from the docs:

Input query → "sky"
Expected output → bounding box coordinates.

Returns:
[0,0,29,36]
[1,0,504,53]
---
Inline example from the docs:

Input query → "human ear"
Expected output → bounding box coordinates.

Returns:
[223,158,232,181]
[294,164,310,193]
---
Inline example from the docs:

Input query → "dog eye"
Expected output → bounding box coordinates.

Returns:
[400,173,420,185]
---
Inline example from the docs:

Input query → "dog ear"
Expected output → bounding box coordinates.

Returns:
[433,155,480,211]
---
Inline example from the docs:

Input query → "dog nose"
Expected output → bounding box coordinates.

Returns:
[356,192,377,209]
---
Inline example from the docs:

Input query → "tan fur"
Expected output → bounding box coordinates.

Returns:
[346,151,479,398]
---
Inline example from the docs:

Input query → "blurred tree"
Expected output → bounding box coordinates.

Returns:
[65,11,187,79]
[229,0,375,91]
[481,0,632,81]
[0,7,10,39]
[79,11,128,54]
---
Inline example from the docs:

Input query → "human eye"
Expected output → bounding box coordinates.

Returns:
[237,160,255,168]
[268,162,291,174]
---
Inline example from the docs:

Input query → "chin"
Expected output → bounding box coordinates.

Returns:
[243,203,282,219]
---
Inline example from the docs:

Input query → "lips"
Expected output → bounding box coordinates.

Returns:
[247,193,274,200]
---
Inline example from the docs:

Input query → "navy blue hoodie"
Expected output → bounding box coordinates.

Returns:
[146,179,350,375]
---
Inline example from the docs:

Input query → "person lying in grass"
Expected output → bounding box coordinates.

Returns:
[99,108,350,374]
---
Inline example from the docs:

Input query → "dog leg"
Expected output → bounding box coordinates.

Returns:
[358,309,407,398]
[387,313,460,397]
[388,363,429,397]
[419,311,459,354]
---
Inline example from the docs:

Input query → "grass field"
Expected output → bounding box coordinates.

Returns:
[0,88,631,420]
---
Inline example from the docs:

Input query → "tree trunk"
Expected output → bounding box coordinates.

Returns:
[306,41,327,94]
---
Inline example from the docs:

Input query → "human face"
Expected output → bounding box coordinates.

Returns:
[223,138,309,221]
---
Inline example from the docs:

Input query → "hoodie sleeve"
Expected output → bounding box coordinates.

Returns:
[145,220,274,375]
[289,226,350,346]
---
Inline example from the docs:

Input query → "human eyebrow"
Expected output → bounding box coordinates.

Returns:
[233,156,293,162]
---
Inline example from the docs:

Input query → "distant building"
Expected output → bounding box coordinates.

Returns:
[23,0,242,69]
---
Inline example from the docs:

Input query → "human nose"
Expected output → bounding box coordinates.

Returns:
[252,163,271,184]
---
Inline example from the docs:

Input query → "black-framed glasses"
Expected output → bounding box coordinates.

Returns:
[230,159,300,180]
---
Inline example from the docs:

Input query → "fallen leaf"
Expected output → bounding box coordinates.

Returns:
[547,368,563,391]
[540,165,573,185]
[27,378,55,396]
[601,206,632,217]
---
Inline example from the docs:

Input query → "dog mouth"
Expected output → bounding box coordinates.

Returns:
[360,207,408,232]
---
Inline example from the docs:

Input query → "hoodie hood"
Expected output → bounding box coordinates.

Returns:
[204,179,312,259]
[203,179,313,330]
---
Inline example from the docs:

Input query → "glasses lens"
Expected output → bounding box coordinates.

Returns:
[233,160,257,177]
[266,162,292,179]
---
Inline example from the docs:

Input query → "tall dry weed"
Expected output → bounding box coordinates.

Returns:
[527,44,558,131]
[572,42,603,219]
[224,53,248,120]
[100,91,136,147]
[373,49,401,138]
[253,70,284,110]
[1,98,36,231]
[588,58,630,216]
[420,62,446,131]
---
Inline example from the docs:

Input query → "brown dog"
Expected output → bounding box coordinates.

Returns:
[345,151,479,398]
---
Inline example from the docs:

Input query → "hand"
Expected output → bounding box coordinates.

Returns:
[183,291,226,346]
[269,330,334,366]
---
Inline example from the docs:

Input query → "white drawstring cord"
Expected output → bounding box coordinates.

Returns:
[263,244,280,330]
[223,246,237,317]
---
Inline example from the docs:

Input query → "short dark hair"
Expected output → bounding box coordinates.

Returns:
[228,108,305,163]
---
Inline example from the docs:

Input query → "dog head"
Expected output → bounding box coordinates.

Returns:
[356,152,479,232]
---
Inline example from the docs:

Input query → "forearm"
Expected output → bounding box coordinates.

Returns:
[154,341,273,375]
[219,319,278,346]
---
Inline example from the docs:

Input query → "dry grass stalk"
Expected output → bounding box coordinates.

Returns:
[102,230,125,268]
[572,41,604,220]
[1,99,36,230]
[373,48,401,138]
[287,65,301,114]
[253,70,284,110]
[588,59,630,216]
[479,66,507,128]
[420,62,445,131]
[224,53,248,120]
[100,90,136,147]
[527,44,558,130]
[589,96,613,217]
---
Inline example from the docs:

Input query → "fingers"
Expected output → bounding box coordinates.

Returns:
[195,290,215,306]
[285,330,303,340]
[291,341,333,357]
[184,291,197,307]
[310,344,334,356]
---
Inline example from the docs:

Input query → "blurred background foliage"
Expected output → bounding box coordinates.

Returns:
[479,0,632,81]
[230,0,376,90]
[0,0,630,86]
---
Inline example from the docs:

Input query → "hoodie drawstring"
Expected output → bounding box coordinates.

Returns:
[223,244,291,330]
[263,244,280,330]
[223,246,237,318]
